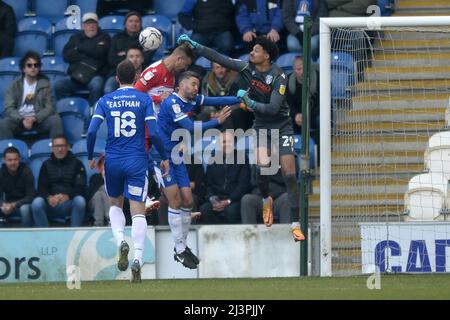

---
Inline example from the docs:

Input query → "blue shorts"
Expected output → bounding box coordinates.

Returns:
[153,159,190,189]
[104,156,148,202]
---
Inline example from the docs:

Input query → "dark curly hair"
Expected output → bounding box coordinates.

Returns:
[254,36,279,62]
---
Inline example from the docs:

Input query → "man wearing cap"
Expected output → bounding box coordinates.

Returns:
[104,11,153,93]
[54,12,111,106]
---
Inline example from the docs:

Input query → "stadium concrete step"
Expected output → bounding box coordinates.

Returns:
[396,0,450,10]
[332,134,430,152]
[309,205,405,218]
[312,177,410,195]
[365,66,450,81]
[331,163,424,175]
[377,39,450,50]
[372,52,450,68]
[342,107,445,123]
[393,11,450,16]
[336,120,445,133]
[352,93,450,110]
[331,150,424,165]
[309,193,406,206]
[382,30,450,41]
[354,79,450,93]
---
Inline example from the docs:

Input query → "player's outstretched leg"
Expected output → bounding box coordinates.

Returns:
[257,171,273,227]
[130,259,141,283]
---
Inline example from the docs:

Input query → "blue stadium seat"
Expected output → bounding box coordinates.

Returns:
[331,51,355,99]
[99,15,125,38]
[32,0,70,24]
[0,139,29,163]
[154,0,184,20]
[0,99,3,118]
[59,112,85,145]
[4,0,31,19]
[56,97,90,128]
[30,138,52,160]
[293,134,316,169]
[72,138,106,157]
[0,57,21,98]
[0,57,21,73]
[41,56,68,87]
[378,0,393,16]
[14,17,52,57]
[70,0,98,16]
[52,17,81,56]
[142,14,173,50]
[195,56,211,70]
[0,74,18,98]
[276,52,301,73]
[28,157,47,189]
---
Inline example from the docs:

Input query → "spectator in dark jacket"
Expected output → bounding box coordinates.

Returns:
[104,11,153,93]
[198,131,250,224]
[235,0,283,48]
[241,165,289,224]
[282,0,327,59]
[0,0,16,58]
[0,147,35,227]
[54,12,111,105]
[326,0,376,17]
[0,51,63,140]
[178,0,236,55]
[32,135,87,227]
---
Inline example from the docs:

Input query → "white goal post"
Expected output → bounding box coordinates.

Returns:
[320,16,450,277]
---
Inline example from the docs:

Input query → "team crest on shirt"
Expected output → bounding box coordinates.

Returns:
[172,104,181,114]
[166,174,172,182]
[265,75,273,84]
[144,71,154,81]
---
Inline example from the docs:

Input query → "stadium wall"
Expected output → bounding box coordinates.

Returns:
[0,225,309,283]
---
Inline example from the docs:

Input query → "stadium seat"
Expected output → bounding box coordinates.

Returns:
[56,97,90,128]
[32,0,70,24]
[52,17,81,56]
[293,134,317,169]
[28,157,47,189]
[14,17,52,57]
[0,99,3,118]
[142,14,173,50]
[276,52,301,73]
[331,52,355,100]
[0,57,21,98]
[195,56,211,70]
[72,138,106,157]
[59,113,85,145]
[378,0,393,16]
[70,0,98,16]
[99,15,125,38]
[0,139,29,163]
[404,173,449,221]
[30,138,52,160]
[154,0,184,20]
[0,57,21,73]
[331,51,354,73]
[4,0,31,19]
[424,131,450,180]
[41,56,68,87]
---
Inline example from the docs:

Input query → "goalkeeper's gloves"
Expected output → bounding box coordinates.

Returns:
[177,34,199,48]
[237,89,256,110]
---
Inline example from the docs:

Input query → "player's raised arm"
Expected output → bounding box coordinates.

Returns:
[144,99,168,161]
[237,73,287,115]
[86,99,106,167]
[177,34,247,72]
[197,94,241,107]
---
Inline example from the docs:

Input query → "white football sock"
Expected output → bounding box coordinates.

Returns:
[108,205,125,247]
[180,207,192,243]
[168,207,185,254]
[131,214,147,266]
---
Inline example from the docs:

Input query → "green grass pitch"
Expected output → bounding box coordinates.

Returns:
[1,274,450,300]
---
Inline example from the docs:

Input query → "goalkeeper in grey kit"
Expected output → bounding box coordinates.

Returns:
[178,34,305,242]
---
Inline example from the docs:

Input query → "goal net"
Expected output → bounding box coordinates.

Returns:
[319,16,450,276]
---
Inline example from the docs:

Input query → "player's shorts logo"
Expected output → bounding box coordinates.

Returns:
[166,174,172,182]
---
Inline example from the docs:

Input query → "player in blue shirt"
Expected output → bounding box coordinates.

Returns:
[156,70,239,269]
[86,60,169,283]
